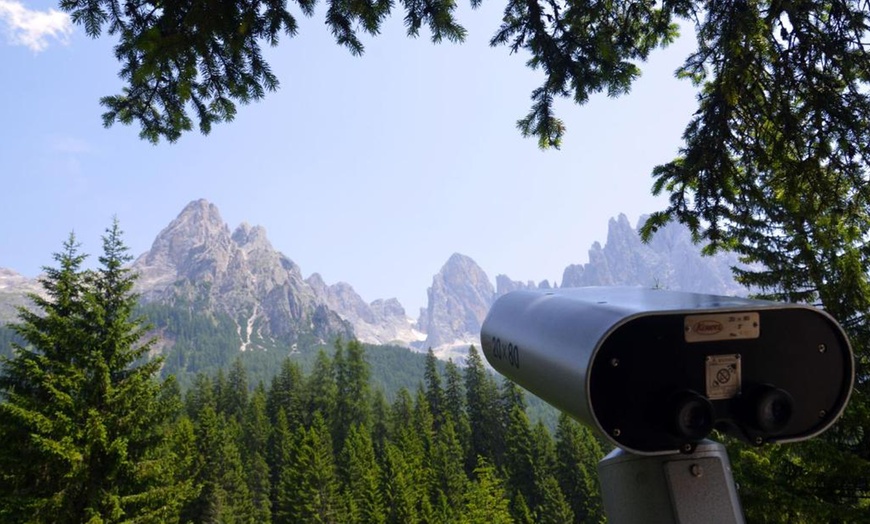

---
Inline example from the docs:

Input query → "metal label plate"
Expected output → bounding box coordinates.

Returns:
[685,312,760,343]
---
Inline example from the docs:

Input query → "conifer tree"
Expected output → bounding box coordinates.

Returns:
[554,413,604,523]
[388,388,414,440]
[534,475,574,524]
[270,408,297,524]
[412,387,436,457]
[305,350,337,427]
[443,358,471,459]
[443,358,466,426]
[266,358,305,428]
[221,357,249,422]
[461,458,513,524]
[182,404,255,523]
[424,349,445,428]
[284,413,342,523]
[380,442,419,524]
[464,345,502,469]
[340,424,385,524]
[379,388,438,522]
[503,403,537,517]
[369,388,390,455]
[334,339,372,451]
[242,386,271,524]
[186,373,216,420]
[429,419,468,523]
[0,224,187,522]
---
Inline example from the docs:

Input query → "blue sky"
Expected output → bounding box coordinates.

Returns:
[1,0,699,315]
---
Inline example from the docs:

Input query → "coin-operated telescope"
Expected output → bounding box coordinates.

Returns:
[481,288,854,523]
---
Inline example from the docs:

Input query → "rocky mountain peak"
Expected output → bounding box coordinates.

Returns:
[0,269,42,324]
[306,274,424,347]
[417,253,494,350]
[560,214,744,295]
[0,268,36,291]
[132,200,352,346]
[158,198,230,257]
[134,199,234,292]
[232,222,271,251]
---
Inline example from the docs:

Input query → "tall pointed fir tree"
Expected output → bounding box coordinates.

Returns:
[340,423,385,524]
[0,223,187,522]
[182,403,255,523]
[424,349,445,429]
[461,458,513,524]
[464,345,503,470]
[429,418,468,524]
[283,412,341,523]
[241,385,271,524]
[554,413,605,524]
[333,339,371,453]
[266,358,305,428]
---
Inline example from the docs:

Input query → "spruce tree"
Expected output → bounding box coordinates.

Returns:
[461,458,513,524]
[305,350,337,427]
[554,413,604,524]
[534,475,574,524]
[221,357,249,423]
[464,345,502,469]
[424,349,445,428]
[429,419,468,524]
[503,403,537,517]
[333,339,371,452]
[270,409,297,524]
[266,358,305,428]
[0,224,187,522]
[443,358,471,460]
[284,413,341,523]
[183,405,255,523]
[242,386,271,524]
[340,424,385,524]
[380,442,419,524]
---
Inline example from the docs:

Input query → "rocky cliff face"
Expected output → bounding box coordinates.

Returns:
[416,253,495,353]
[560,214,745,295]
[306,273,424,346]
[415,216,747,358]
[132,199,353,347]
[0,268,42,324]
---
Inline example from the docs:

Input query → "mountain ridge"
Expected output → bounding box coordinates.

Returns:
[1,200,749,360]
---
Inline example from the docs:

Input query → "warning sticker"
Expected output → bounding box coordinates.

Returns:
[706,354,742,400]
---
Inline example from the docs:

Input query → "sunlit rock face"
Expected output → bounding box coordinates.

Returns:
[417,253,495,350]
[0,268,42,324]
[560,214,746,296]
[306,273,424,347]
[132,199,352,347]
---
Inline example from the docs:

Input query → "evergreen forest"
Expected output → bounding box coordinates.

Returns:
[0,226,604,523]
[2,225,868,522]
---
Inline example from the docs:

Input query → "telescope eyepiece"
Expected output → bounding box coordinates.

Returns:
[672,391,715,441]
[751,385,794,434]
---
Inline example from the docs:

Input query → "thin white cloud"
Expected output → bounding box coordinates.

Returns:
[0,0,72,52]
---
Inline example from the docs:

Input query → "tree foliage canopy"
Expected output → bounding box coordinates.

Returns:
[0,223,188,523]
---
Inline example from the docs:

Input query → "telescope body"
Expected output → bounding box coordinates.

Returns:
[480,287,853,455]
